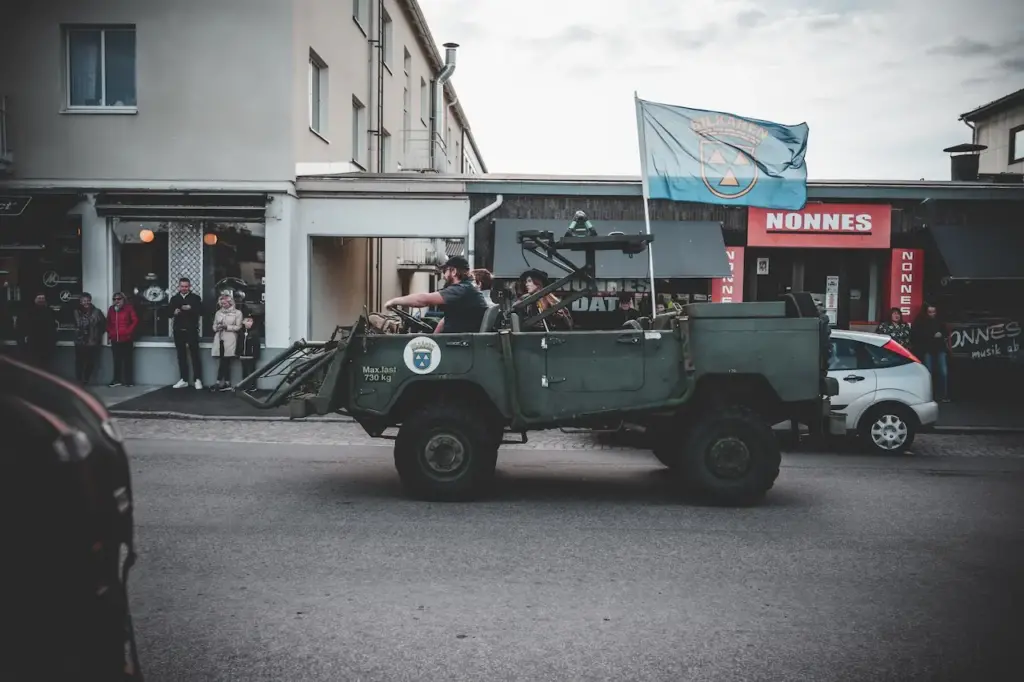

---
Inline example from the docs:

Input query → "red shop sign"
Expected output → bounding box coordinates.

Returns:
[747,204,892,249]
[889,248,923,318]
[711,247,744,303]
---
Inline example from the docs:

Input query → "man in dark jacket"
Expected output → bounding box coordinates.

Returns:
[912,304,950,402]
[16,293,58,370]
[73,293,106,385]
[166,277,204,389]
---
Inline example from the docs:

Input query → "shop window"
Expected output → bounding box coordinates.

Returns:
[0,213,83,342]
[202,223,266,339]
[113,221,170,338]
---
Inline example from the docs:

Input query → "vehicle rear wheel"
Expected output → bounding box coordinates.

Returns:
[646,418,687,469]
[394,404,497,501]
[679,406,781,505]
[858,404,916,455]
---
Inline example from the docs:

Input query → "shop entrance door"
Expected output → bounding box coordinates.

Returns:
[746,249,794,302]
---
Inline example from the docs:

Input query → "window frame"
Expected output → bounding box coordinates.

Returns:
[63,24,138,114]
[308,50,329,141]
[352,0,369,34]
[419,77,429,127]
[351,96,367,169]
[381,9,394,72]
[827,337,874,372]
[1010,124,1024,165]
[381,128,392,172]
[862,341,913,370]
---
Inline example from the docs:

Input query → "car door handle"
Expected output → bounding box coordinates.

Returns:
[616,336,640,344]
[445,340,469,347]
[843,375,865,382]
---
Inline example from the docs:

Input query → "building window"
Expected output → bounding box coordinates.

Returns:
[65,25,137,109]
[446,126,452,168]
[113,221,170,339]
[381,129,392,171]
[403,48,411,75]
[309,50,328,137]
[1,211,83,342]
[381,10,393,69]
[352,0,369,31]
[1011,125,1024,165]
[202,223,266,340]
[420,78,428,126]
[352,96,367,168]
[402,87,411,154]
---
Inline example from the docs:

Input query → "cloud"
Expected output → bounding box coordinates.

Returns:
[418,0,1024,180]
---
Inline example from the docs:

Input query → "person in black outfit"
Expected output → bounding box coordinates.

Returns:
[166,277,204,389]
[611,293,640,328]
[15,293,58,370]
[238,316,261,390]
[383,255,489,333]
[911,303,951,402]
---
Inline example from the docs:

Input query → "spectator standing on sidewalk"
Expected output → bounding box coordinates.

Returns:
[106,292,139,387]
[876,307,912,350]
[238,316,261,390]
[15,293,57,370]
[211,294,243,391]
[72,293,105,385]
[167,277,205,389]
[912,303,951,402]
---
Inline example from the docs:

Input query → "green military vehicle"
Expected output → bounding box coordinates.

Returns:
[237,213,840,506]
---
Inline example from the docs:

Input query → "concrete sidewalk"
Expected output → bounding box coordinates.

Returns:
[93,384,1024,434]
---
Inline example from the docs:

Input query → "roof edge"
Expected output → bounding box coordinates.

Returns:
[960,87,1024,122]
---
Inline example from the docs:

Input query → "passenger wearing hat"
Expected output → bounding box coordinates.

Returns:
[384,255,489,333]
[517,268,573,331]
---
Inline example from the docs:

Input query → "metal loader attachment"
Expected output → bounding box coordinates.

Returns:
[234,319,365,418]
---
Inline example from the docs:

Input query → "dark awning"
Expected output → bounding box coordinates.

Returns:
[930,224,1024,280]
[492,219,729,279]
[94,192,268,222]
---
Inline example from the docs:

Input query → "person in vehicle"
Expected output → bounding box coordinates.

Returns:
[470,268,497,307]
[384,255,489,333]
[612,293,640,328]
[517,268,573,331]
[876,307,912,350]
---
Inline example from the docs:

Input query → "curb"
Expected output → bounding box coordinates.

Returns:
[108,410,354,423]
[931,425,1024,435]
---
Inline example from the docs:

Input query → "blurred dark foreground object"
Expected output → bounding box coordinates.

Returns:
[0,356,144,681]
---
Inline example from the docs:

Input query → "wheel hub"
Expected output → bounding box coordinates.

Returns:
[423,434,466,474]
[870,414,908,450]
[706,437,752,479]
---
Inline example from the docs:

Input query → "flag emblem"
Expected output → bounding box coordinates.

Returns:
[699,138,759,199]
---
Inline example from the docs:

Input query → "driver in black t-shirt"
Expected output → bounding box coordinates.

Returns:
[384,256,489,334]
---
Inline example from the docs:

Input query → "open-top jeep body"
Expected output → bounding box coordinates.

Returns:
[237,213,840,505]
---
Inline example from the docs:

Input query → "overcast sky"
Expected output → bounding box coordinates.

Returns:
[421,0,1024,180]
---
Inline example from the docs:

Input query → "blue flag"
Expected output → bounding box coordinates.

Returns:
[636,96,809,210]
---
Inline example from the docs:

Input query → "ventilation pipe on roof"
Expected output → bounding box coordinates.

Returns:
[429,43,458,173]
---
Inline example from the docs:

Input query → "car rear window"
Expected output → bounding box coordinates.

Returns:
[863,342,912,369]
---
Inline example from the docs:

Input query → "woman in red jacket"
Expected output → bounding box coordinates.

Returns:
[106,292,140,386]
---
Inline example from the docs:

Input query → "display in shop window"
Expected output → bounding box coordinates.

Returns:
[202,223,266,338]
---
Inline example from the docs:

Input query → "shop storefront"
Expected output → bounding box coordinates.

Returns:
[0,192,84,350]
[490,218,729,327]
[740,203,894,329]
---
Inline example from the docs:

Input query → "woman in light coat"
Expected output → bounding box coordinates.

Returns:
[211,294,243,391]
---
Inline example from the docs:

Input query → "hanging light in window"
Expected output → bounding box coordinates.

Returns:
[203,233,218,246]
[139,229,155,243]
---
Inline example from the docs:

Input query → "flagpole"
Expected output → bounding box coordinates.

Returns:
[634,92,658,312]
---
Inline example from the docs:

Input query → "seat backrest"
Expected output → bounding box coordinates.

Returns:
[479,305,501,332]
[652,312,677,330]
[509,312,521,332]
[635,316,652,330]
[621,319,642,331]
[781,292,818,318]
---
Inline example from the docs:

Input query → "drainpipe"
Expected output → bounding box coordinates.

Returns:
[467,194,503,269]
[429,43,458,173]
[366,0,378,171]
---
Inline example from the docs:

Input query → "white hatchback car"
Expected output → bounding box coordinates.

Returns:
[827,329,939,454]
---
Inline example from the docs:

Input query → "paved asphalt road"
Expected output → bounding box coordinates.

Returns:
[124,427,1024,682]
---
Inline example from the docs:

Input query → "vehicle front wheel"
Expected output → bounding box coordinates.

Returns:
[394,404,497,501]
[679,406,781,506]
[858,404,917,455]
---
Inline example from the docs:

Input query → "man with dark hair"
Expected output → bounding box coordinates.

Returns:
[166,277,204,389]
[385,255,489,333]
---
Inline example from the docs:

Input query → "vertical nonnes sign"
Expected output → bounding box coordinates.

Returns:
[889,248,923,317]
[711,247,744,303]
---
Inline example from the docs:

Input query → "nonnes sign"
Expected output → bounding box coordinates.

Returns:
[748,204,892,249]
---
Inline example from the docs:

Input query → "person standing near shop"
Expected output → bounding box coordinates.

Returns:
[105,292,139,387]
[876,307,913,351]
[210,294,243,391]
[912,303,951,402]
[238,316,261,389]
[73,292,106,385]
[167,277,204,389]
[16,293,58,370]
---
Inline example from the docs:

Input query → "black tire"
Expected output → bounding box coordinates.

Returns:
[394,403,497,501]
[678,406,781,505]
[858,403,917,455]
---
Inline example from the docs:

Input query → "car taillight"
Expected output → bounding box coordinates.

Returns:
[883,339,920,363]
